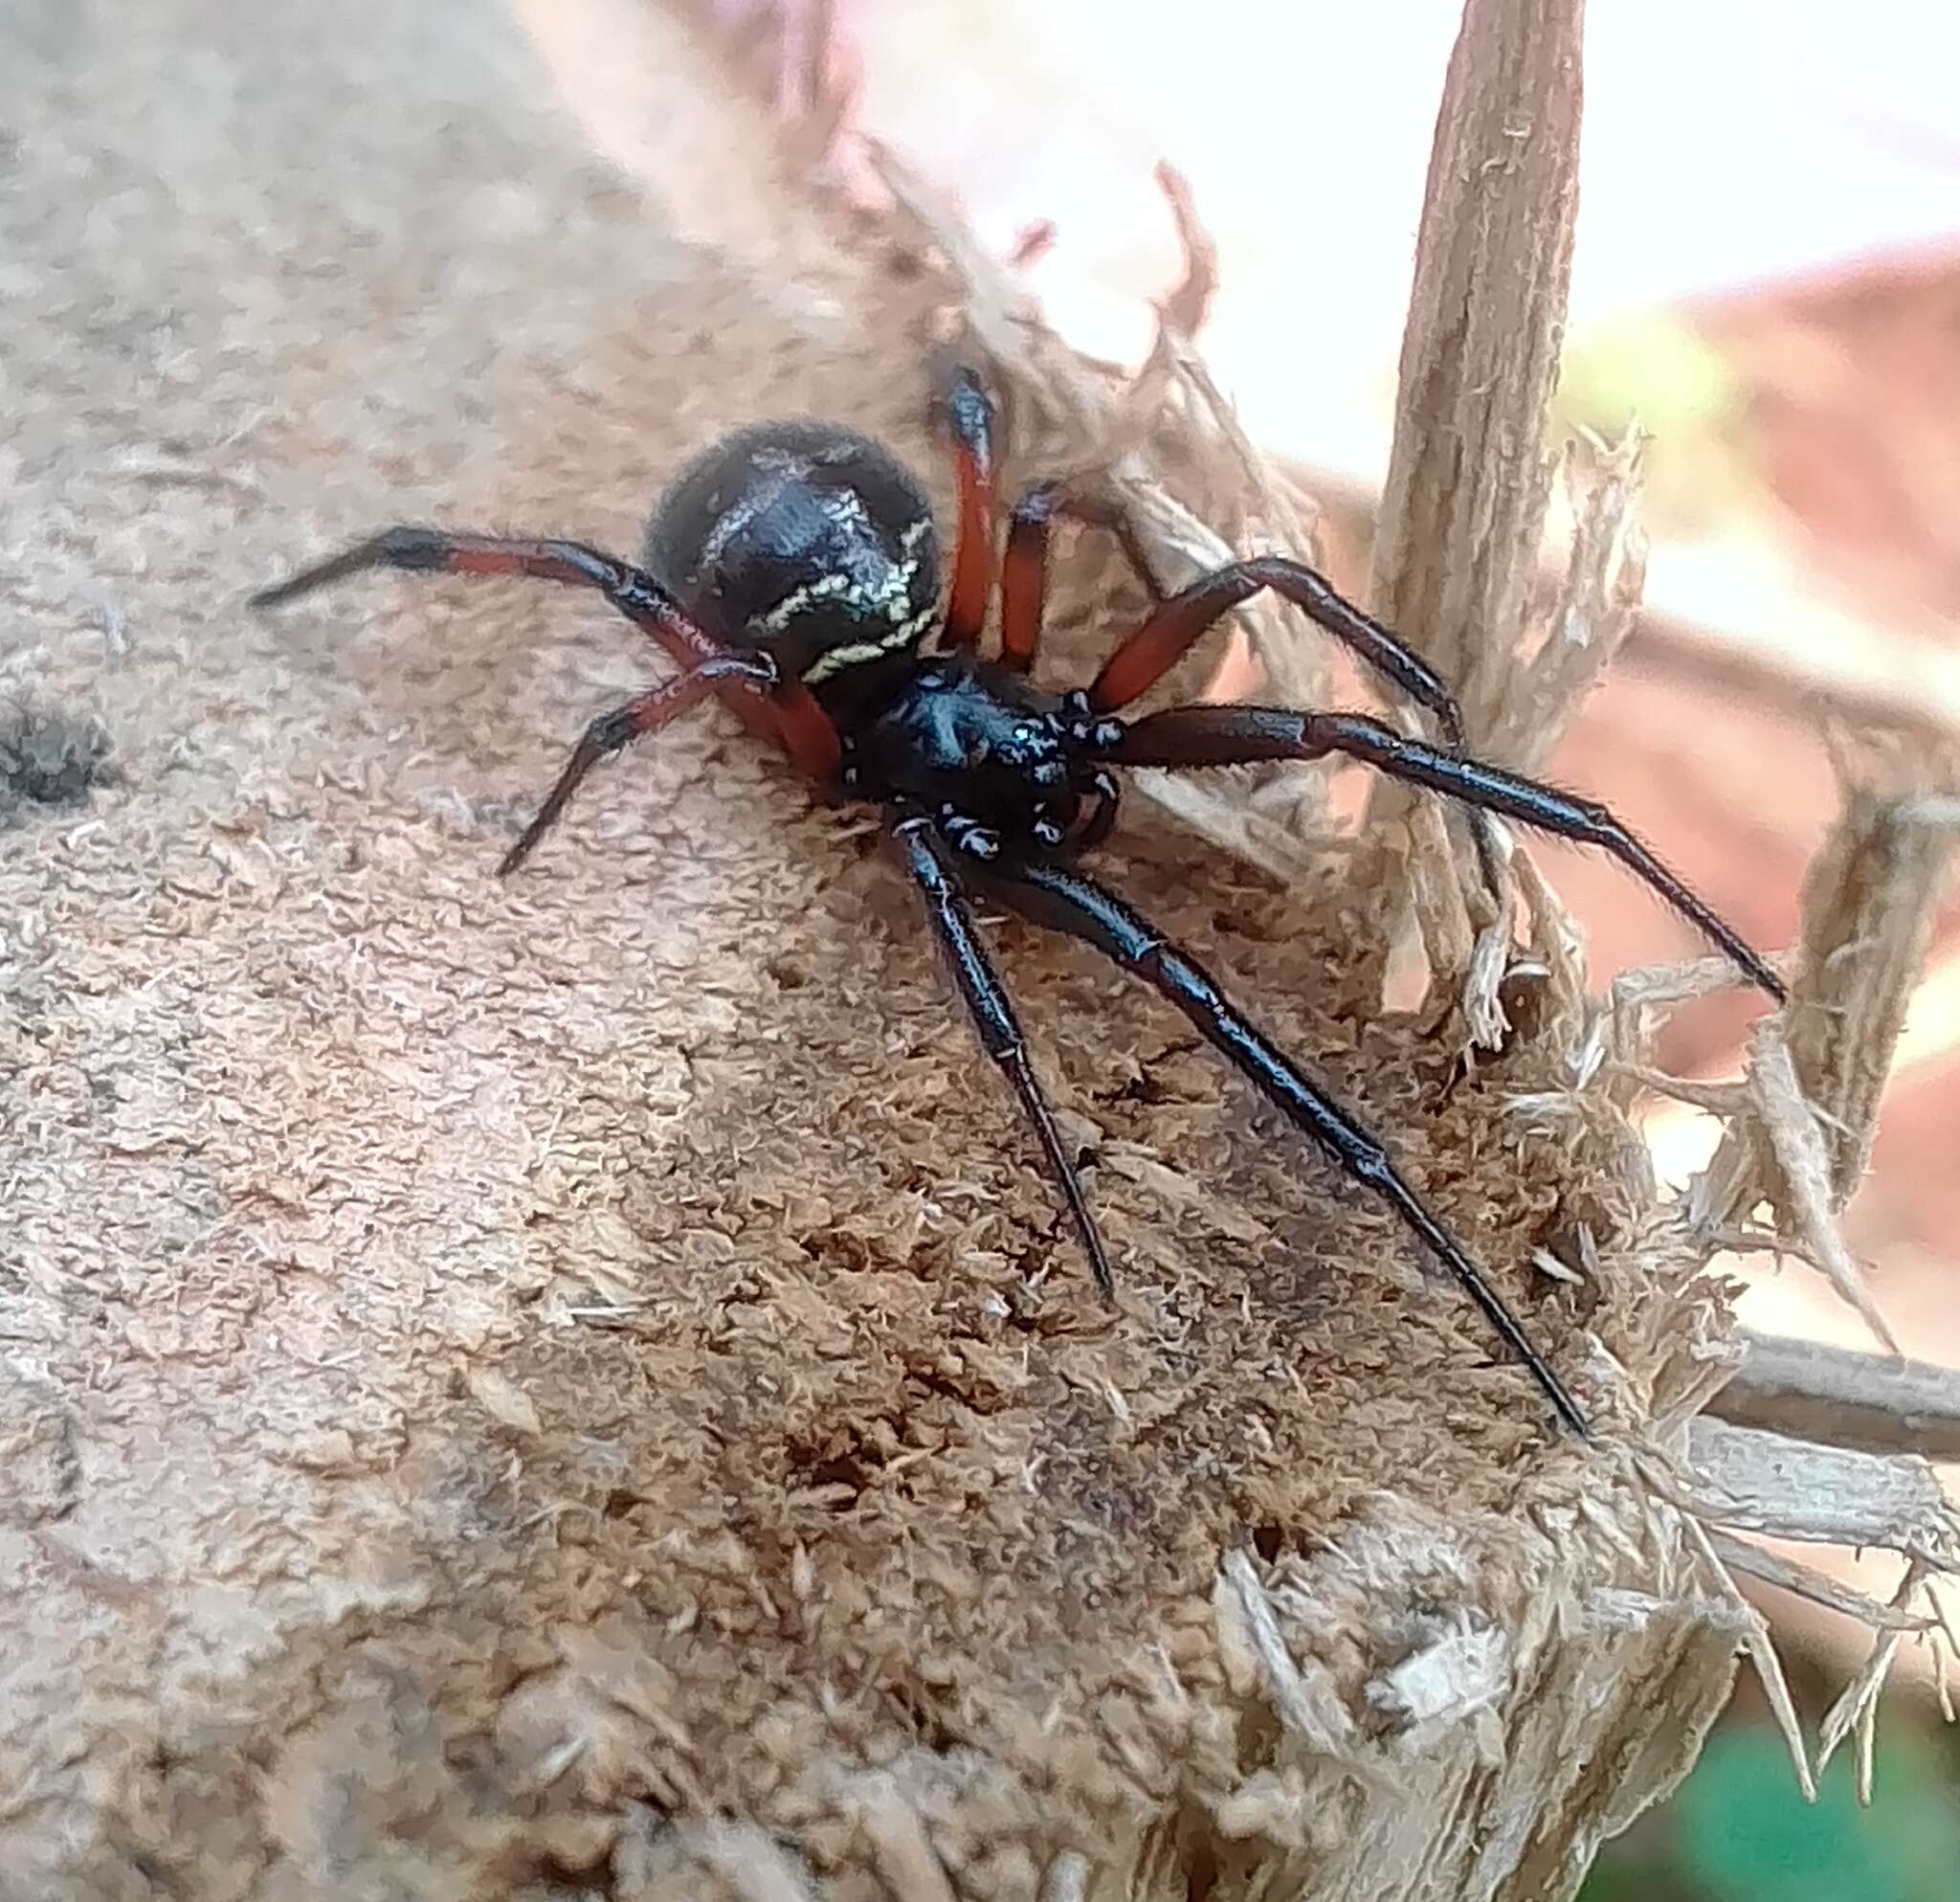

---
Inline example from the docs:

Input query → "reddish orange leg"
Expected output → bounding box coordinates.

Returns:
[934,367,998,648]
[998,481,1168,674]
[1087,554,1466,745]
[250,525,845,787]
[501,657,779,874]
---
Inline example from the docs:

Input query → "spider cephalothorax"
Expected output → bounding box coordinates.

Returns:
[253,367,1786,1438]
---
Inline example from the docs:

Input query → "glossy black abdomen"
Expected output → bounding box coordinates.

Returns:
[642,420,942,692]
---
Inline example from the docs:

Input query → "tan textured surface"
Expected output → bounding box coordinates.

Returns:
[1,3,1743,1896]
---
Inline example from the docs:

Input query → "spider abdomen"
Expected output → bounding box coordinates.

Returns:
[642,420,942,691]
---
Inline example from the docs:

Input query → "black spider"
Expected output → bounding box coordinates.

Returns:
[251,367,1786,1437]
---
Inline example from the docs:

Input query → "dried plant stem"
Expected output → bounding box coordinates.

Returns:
[1695,769,1958,1345]
[1711,1332,1960,1463]
[1363,0,1584,957]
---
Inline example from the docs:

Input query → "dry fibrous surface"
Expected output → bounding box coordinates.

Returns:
[3,0,1950,1898]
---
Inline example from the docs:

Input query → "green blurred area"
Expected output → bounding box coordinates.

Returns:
[1583,1698,1960,1902]
[1552,314,1768,536]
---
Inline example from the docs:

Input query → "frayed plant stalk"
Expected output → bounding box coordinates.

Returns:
[1712,1332,1960,1461]
[1338,0,1657,1046]
[1364,0,1583,724]
[1361,0,1591,1031]
[1670,759,1960,1384]
[1698,764,1960,1258]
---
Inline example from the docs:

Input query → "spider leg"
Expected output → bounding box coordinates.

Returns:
[933,367,999,649]
[998,481,1169,675]
[976,856,1590,1436]
[1103,703,1787,1005]
[250,526,844,783]
[891,813,1118,1298]
[1009,503,1499,901]
[1087,554,1466,746]
[501,655,778,875]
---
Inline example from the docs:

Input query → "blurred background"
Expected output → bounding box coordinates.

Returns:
[530,0,1960,1891]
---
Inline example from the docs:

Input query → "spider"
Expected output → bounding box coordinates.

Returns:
[252,367,1786,1438]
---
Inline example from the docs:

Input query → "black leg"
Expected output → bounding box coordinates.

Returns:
[932,367,999,650]
[250,526,845,783]
[976,855,1590,1436]
[501,656,777,875]
[1002,505,1504,899]
[1088,555,1467,746]
[1103,703,1786,1005]
[891,814,1118,1298]
[997,481,1169,674]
